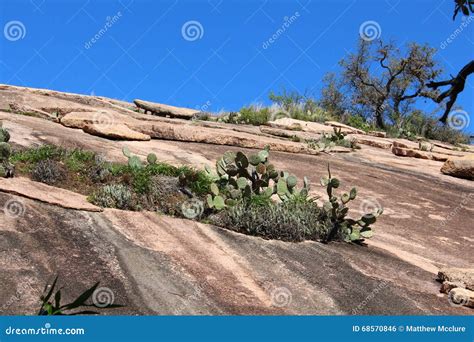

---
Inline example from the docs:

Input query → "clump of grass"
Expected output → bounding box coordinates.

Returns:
[211,196,326,242]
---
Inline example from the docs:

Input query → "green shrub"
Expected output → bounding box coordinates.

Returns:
[31,159,65,185]
[345,114,374,132]
[307,127,359,151]
[0,127,10,143]
[0,124,14,178]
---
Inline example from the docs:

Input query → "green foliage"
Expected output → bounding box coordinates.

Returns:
[307,127,359,151]
[90,184,134,210]
[345,114,374,132]
[64,149,95,172]
[206,147,309,209]
[217,106,271,125]
[38,276,122,315]
[0,123,14,178]
[0,127,10,143]
[320,165,382,243]
[10,145,63,164]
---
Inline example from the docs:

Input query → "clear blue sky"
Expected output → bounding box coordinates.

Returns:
[1,0,473,134]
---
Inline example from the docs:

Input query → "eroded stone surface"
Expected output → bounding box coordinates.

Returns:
[0,177,102,212]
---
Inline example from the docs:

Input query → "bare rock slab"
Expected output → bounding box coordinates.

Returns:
[83,123,150,141]
[0,177,102,212]
[441,155,474,180]
[438,268,474,291]
[134,99,199,119]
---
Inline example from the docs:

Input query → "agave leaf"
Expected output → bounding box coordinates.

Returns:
[61,282,100,310]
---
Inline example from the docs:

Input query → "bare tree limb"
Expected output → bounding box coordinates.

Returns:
[427,60,474,123]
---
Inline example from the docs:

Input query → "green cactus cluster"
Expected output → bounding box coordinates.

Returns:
[206,147,309,209]
[308,127,358,152]
[320,164,383,243]
[0,122,14,178]
[122,146,157,169]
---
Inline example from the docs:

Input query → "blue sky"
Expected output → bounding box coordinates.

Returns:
[0,0,473,134]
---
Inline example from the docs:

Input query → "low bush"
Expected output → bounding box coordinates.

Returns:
[31,159,65,185]
[212,196,325,242]
[90,184,134,210]
[206,148,382,243]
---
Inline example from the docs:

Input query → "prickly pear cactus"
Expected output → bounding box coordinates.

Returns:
[321,164,382,243]
[0,125,14,178]
[206,147,309,210]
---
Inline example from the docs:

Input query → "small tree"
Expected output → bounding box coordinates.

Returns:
[339,39,441,129]
[318,72,347,119]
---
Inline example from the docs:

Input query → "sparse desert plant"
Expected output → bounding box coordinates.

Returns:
[90,184,134,210]
[212,195,325,242]
[38,276,122,315]
[320,165,383,243]
[307,127,359,152]
[31,159,65,185]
